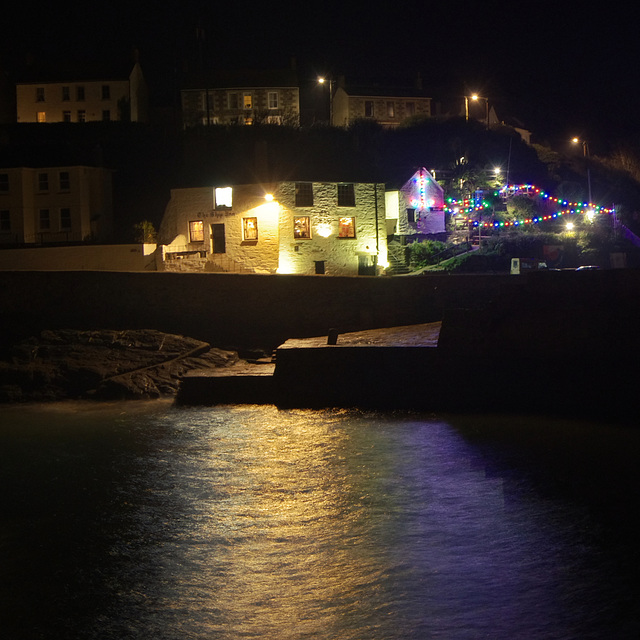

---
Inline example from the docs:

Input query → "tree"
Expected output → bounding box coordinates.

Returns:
[133,221,157,243]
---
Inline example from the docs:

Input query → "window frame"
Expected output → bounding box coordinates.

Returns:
[36,111,46,123]
[76,85,85,101]
[294,182,314,207]
[62,86,70,101]
[36,87,45,102]
[77,110,86,123]
[364,100,374,117]
[268,91,279,109]
[243,92,253,110]
[293,216,311,239]
[37,172,49,192]
[60,207,72,230]
[189,220,205,243]
[242,216,258,241]
[227,92,239,110]
[0,174,8,192]
[338,216,356,238]
[0,210,10,232]
[337,183,356,207]
[59,171,70,191]
[38,208,51,231]
[214,187,233,209]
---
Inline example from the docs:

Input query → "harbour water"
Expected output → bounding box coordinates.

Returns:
[1,401,638,639]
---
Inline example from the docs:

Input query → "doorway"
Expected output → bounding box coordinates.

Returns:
[211,223,226,254]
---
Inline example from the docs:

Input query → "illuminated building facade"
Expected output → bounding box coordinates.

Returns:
[15,62,148,124]
[181,68,300,127]
[158,180,388,276]
[0,166,113,244]
[385,168,445,236]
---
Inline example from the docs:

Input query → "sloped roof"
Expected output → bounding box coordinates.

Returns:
[181,68,299,91]
[15,55,140,84]
[340,84,431,99]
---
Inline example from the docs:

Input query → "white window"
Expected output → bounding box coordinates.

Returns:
[214,187,232,209]
[268,91,279,109]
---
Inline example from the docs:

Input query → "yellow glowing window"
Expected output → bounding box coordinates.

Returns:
[338,217,356,238]
[243,217,258,240]
[294,216,310,239]
[36,111,46,123]
[215,187,232,209]
[189,220,204,242]
[243,93,253,109]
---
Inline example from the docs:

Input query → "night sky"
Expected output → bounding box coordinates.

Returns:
[3,1,639,151]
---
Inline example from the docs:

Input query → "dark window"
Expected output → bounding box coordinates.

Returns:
[63,110,71,122]
[294,216,311,239]
[76,86,85,101]
[364,100,374,117]
[36,87,45,102]
[59,171,70,191]
[38,173,49,191]
[337,183,355,207]
[406,101,415,116]
[0,174,8,192]
[314,260,325,274]
[0,210,9,231]
[39,209,50,230]
[77,110,86,122]
[60,208,71,230]
[295,182,314,207]
[407,208,416,223]
[62,86,70,101]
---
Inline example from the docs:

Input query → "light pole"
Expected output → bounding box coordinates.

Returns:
[318,76,334,125]
[572,137,592,205]
[465,94,489,127]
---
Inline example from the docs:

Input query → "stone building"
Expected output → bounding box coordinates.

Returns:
[181,68,300,128]
[158,180,388,276]
[0,165,113,244]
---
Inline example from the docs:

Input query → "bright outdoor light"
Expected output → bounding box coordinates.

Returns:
[566,222,575,231]
[586,209,596,222]
[264,193,274,201]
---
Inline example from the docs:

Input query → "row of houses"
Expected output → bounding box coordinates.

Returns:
[11,56,437,129]
[0,167,445,276]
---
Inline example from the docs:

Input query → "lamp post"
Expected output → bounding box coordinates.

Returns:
[465,94,489,128]
[318,76,334,125]
[572,137,592,205]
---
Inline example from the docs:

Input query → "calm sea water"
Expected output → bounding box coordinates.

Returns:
[0,401,638,639]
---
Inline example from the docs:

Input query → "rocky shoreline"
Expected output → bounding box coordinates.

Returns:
[0,329,243,403]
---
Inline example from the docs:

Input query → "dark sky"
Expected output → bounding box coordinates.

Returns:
[4,1,639,151]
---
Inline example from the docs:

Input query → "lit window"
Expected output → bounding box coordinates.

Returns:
[63,111,71,122]
[387,101,395,118]
[77,110,86,122]
[338,217,356,238]
[39,209,51,231]
[189,220,204,242]
[0,174,8,191]
[101,85,110,100]
[364,100,374,117]
[59,171,70,191]
[243,92,253,110]
[36,111,46,123]
[294,216,311,239]
[38,173,49,191]
[214,187,232,209]
[62,86,70,101]
[295,182,313,207]
[243,217,258,240]
[337,183,355,207]
[0,210,9,231]
[60,208,71,230]
[36,87,45,102]
[268,91,279,109]
[227,92,239,109]
[76,86,85,101]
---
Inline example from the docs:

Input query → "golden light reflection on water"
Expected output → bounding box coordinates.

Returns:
[162,406,399,638]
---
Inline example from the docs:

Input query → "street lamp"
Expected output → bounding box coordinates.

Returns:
[465,94,489,127]
[318,76,334,125]
[572,137,592,205]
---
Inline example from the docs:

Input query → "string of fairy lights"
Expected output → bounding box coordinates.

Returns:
[447,184,616,229]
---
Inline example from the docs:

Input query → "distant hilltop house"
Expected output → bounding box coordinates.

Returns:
[180,67,300,128]
[0,165,113,244]
[15,58,148,123]
[157,168,443,276]
[331,76,432,127]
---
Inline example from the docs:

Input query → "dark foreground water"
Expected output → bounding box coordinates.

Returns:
[1,401,639,639]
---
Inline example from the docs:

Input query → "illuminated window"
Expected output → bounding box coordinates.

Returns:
[38,173,49,191]
[60,208,71,230]
[364,100,374,117]
[0,174,8,192]
[295,182,313,207]
[243,92,253,109]
[243,217,258,240]
[59,171,70,191]
[63,111,71,122]
[62,86,70,101]
[36,111,46,123]
[387,101,395,118]
[36,87,45,102]
[337,183,355,207]
[0,210,10,231]
[268,91,279,109]
[76,86,85,101]
[39,209,51,231]
[77,110,86,122]
[294,216,311,239]
[227,92,239,109]
[214,187,232,209]
[338,217,356,238]
[101,85,110,100]
[189,220,204,242]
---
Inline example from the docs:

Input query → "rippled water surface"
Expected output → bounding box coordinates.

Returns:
[1,401,639,639]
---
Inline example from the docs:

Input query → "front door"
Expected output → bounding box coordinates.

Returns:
[358,254,376,276]
[211,223,226,254]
